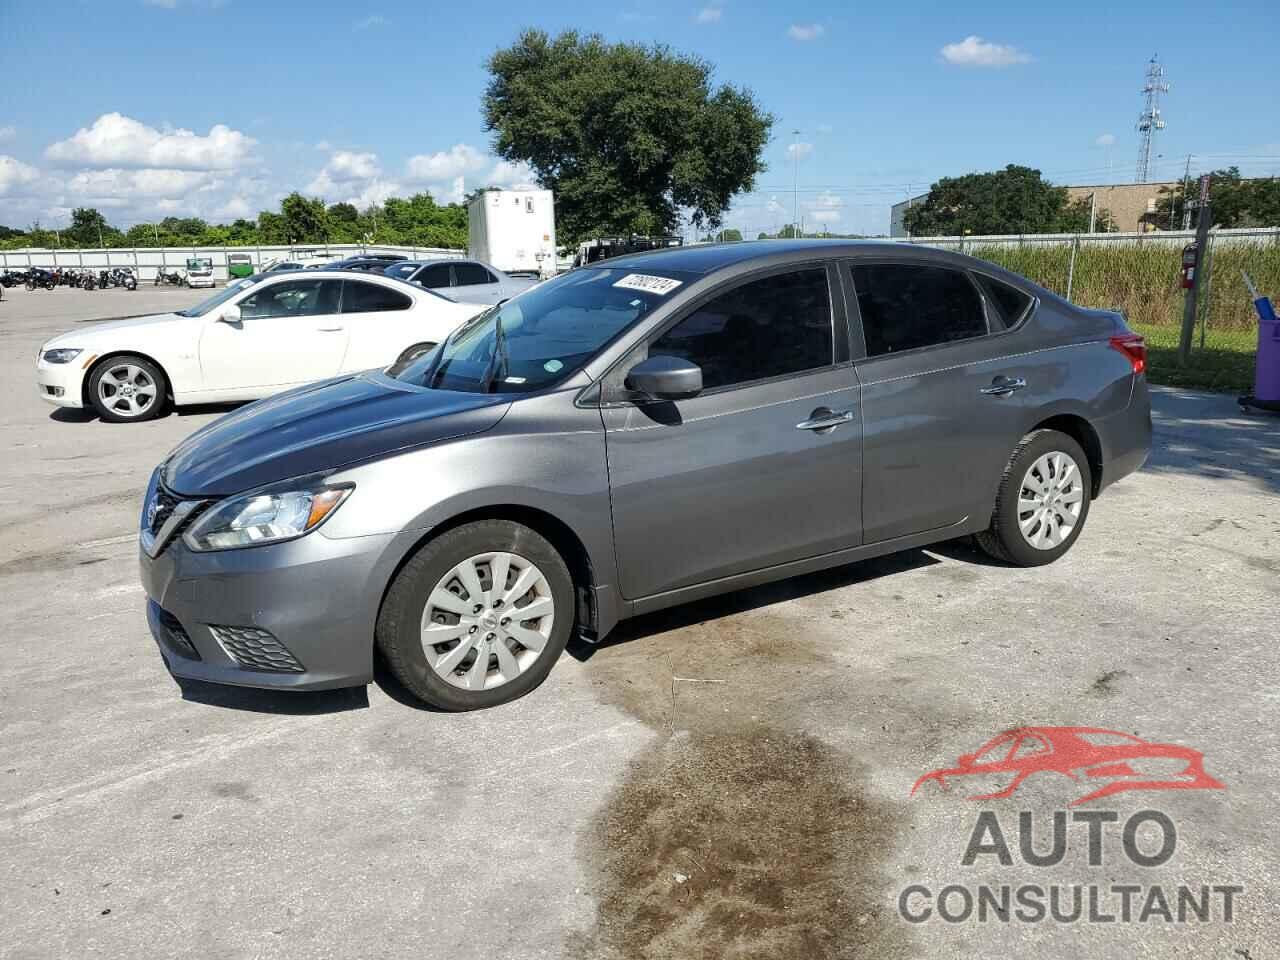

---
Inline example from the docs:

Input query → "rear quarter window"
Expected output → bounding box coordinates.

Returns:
[975,273,1035,328]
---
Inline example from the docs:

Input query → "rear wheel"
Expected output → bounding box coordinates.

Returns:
[87,355,169,423]
[376,520,574,711]
[975,429,1091,567]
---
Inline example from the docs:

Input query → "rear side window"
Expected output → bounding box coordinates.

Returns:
[975,273,1034,327]
[342,281,412,313]
[851,264,988,357]
[416,264,453,288]
[649,268,833,391]
[454,262,496,285]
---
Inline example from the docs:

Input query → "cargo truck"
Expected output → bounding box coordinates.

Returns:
[467,189,557,279]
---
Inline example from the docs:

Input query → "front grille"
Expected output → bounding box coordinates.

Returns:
[209,624,305,673]
[145,484,213,556]
[149,487,179,535]
[153,603,200,660]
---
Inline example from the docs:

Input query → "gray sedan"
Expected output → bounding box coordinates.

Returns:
[139,240,1151,711]
[383,258,538,304]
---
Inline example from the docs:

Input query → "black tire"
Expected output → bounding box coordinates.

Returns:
[975,429,1092,567]
[87,354,169,423]
[376,520,575,711]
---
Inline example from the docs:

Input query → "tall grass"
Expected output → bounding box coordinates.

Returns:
[966,237,1280,330]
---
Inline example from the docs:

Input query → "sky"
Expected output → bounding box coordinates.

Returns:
[1,0,1278,239]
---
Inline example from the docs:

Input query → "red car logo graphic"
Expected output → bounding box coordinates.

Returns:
[911,726,1225,807]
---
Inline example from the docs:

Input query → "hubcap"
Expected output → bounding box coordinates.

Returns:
[420,551,554,691]
[97,363,156,418]
[1017,451,1084,550]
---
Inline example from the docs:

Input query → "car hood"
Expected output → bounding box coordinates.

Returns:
[43,312,186,349]
[163,372,511,496]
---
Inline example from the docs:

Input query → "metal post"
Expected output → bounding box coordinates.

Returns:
[1066,235,1080,301]
[1178,175,1212,366]
[1198,230,1216,349]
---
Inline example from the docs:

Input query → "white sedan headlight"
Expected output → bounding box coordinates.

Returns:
[42,348,83,364]
[183,480,353,551]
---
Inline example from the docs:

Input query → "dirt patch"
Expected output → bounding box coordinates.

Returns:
[1088,669,1131,697]
[570,730,906,960]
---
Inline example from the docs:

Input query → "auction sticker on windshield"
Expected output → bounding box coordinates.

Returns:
[613,274,683,295]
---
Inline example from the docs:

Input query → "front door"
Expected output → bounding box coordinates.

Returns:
[845,260,1034,543]
[602,264,862,600]
[450,262,503,304]
[198,277,347,395]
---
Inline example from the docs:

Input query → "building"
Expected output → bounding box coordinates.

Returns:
[890,180,1190,237]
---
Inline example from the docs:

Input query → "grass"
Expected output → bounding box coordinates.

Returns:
[1130,322,1258,395]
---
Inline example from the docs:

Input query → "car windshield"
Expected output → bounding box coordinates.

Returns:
[175,276,261,317]
[393,266,687,394]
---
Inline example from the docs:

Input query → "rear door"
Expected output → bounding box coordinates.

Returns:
[844,259,1034,543]
[450,261,504,304]
[337,278,418,370]
[198,277,346,394]
[602,264,862,600]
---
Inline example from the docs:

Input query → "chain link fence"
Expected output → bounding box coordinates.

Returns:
[899,228,1279,392]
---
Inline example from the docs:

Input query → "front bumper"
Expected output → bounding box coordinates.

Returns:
[36,358,86,408]
[140,528,396,691]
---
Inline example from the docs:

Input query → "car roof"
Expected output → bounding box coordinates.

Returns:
[591,238,960,275]
[259,269,456,301]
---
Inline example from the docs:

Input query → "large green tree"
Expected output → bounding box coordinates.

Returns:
[483,29,773,245]
[1155,168,1280,229]
[65,207,122,247]
[903,165,1090,236]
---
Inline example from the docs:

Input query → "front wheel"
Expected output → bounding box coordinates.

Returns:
[376,520,575,711]
[87,355,169,422]
[975,429,1092,567]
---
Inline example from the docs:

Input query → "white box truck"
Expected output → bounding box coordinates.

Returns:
[468,189,557,279]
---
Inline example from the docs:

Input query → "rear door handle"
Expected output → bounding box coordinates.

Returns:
[796,409,854,431]
[980,376,1026,397]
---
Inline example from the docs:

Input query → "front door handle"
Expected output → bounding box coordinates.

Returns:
[796,409,854,432]
[980,376,1027,397]
[316,326,345,332]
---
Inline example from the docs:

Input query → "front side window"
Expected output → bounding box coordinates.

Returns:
[415,263,453,288]
[238,278,341,319]
[851,263,988,357]
[395,267,686,394]
[342,280,412,313]
[454,262,496,286]
[648,268,833,391]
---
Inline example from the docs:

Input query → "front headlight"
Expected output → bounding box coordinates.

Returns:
[183,480,353,551]
[42,348,83,364]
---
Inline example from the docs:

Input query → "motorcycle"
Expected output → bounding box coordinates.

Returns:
[25,268,56,291]
[154,267,184,286]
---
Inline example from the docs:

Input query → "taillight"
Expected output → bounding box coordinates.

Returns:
[1109,334,1146,375]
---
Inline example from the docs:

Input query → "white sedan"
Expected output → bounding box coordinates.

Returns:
[36,271,486,423]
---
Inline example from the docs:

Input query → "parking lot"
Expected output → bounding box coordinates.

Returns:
[2,284,1278,959]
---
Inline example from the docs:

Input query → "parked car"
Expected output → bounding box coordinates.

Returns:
[185,257,215,288]
[383,258,539,304]
[137,240,1151,711]
[227,253,254,280]
[330,256,408,273]
[37,271,485,422]
[260,254,340,273]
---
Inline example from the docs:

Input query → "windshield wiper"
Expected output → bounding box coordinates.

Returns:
[479,313,511,394]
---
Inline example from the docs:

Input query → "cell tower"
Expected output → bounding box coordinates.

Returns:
[1135,55,1169,183]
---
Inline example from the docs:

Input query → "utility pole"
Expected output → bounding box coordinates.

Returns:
[1135,55,1169,183]
[791,128,801,237]
[1178,174,1211,366]
[1088,193,1097,233]
[1180,155,1193,230]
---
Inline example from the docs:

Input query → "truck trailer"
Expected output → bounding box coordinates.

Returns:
[467,189,557,278]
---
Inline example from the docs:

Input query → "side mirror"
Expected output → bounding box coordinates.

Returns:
[218,304,242,324]
[625,355,703,401]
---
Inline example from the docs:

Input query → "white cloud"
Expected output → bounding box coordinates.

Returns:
[485,159,539,190]
[1095,133,1117,147]
[214,195,253,219]
[0,126,15,142]
[696,6,722,23]
[805,190,843,224]
[46,113,256,170]
[786,142,814,161]
[788,23,824,41]
[940,36,1031,68]
[406,143,487,182]
[0,155,40,195]
[326,150,380,180]
[354,15,387,29]
[66,168,220,199]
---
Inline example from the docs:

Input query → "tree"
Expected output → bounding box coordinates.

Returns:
[483,29,773,245]
[327,202,361,242]
[1155,168,1280,229]
[1058,196,1115,233]
[279,192,329,243]
[903,165,1085,236]
[65,207,121,247]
